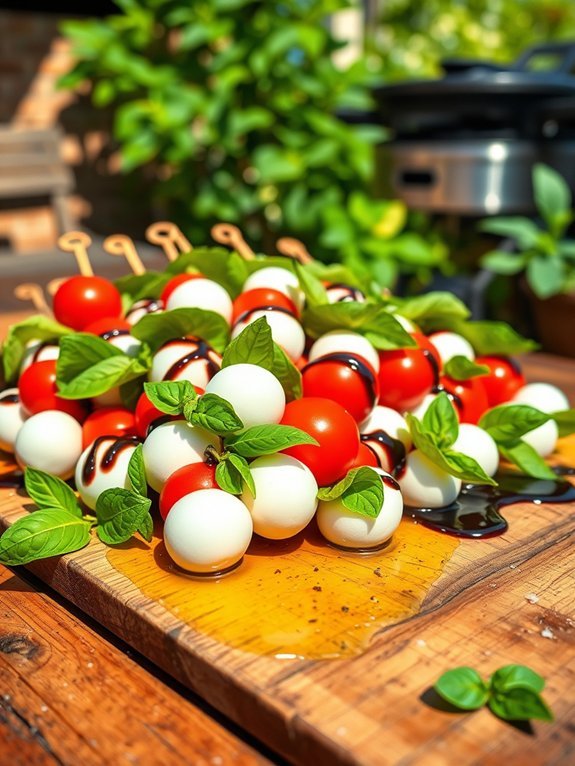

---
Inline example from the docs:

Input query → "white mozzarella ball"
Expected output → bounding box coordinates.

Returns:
[359,405,412,473]
[163,489,253,573]
[0,389,28,453]
[243,267,304,309]
[521,420,559,458]
[142,420,217,492]
[15,410,82,479]
[106,332,142,357]
[399,450,461,508]
[405,393,440,421]
[75,436,139,510]
[232,309,305,362]
[429,331,475,366]
[317,468,403,549]
[325,284,365,304]
[150,338,221,389]
[511,383,569,414]
[205,364,285,427]
[125,299,164,325]
[241,454,318,539]
[360,405,411,448]
[165,278,233,323]
[20,341,60,375]
[453,423,499,477]
[309,330,380,373]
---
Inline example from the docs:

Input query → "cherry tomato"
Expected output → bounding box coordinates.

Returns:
[82,406,138,449]
[160,274,203,305]
[301,354,379,423]
[377,338,438,411]
[83,317,132,336]
[53,276,123,331]
[280,397,360,486]
[18,359,88,421]
[475,355,526,406]
[159,462,218,520]
[440,375,489,425]
[348,442,379,469]
[134,389,203,438]
[232,288,297,323]
[412,332,442,371]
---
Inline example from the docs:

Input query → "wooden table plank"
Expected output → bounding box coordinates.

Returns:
[0,564,275,766]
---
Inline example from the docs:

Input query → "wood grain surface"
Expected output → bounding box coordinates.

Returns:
[0,305,574,765]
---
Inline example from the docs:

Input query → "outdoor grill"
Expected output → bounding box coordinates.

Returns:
[373,42,575,215]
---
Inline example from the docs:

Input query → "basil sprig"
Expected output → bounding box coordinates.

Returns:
[2,315,72,383]
[225,424,318,458]
[406,394,496,485]
[551,408,575,438]
[443,356,490,381]
[317,466,384,518]
[115,271,170,302]
[222,316,302,401]
[294,262,328,307]
[478,405,556,480]
[434,664,553,723]
[131,307,229,354]
[164,247,248,298]
[95,488,152,545]
[216,454,256,498]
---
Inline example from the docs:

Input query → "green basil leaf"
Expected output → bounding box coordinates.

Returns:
[317,467,363,501]
[444,356,490,381]
[488,688,553,722]
[215,460,243,495]
[0,510,91,565]
[480,250,527,276]
[228,453,256,498]
[295,262,328,307]
[534,162,571,231]
[434,667,489,711]
[131,307,230,354]
[226,424,318,458]
[137,511,154,543]
[95,488,152,545]
[389,292,469,330]
[407,415,496,485]
[57,333,122,381]
[421,392,459,449]
[2,315,71,383]
[115,271,170,302]
[442,320,537,355]
[57,355,147,399]
[479,405,551,444]
[302,302,416,349]
[24,467,82,518]
[527,255,565,299]
[270,343,302,401]
[190,393,244,435]
[244,257,297,275]
[340,466,384,518]
[490,665,545,695]
[479,217,541,248]
[165,247,248,298]
[127,444,147,498]
[306,261,362,289]
[498,441,556,480]
[143,380,196,415]
[551,408,575,438]
[221,316,274,369]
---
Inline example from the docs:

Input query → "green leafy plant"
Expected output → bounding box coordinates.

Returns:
[434,664,553,722]
[480,164,575,299]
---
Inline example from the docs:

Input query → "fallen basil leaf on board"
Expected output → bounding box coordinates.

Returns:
[24,466,82,518]
[434,667,489,711]
[0,510,92,565]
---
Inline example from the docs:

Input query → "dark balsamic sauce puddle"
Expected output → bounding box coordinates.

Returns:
[407,471,575,538]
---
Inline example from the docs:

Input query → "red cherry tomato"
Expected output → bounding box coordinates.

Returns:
[18,359,88,421]
[53,276,123,331]
[440,375,489,424]
[280,397,360,486]
[82,407,138,449]
[159,462,218,520]
[232,288,297,323]
[411,332,442,371]
[475,355,526,406]
[160,274,203,305]
[83,317,132,336]
[377,338,437,412]
[301,354,379,423]
[349,442,379,469]
[134,389,204,438]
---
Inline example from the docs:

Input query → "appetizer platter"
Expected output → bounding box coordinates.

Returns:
[1,222,574,765]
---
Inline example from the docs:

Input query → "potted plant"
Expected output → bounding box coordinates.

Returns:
[479,163,575,357]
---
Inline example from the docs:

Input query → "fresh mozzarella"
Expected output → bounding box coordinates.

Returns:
[106,333,142,357]
[309,330,380,373]
[205,364,285,427]
[232,309,305,362]
[75,436,139,510]
[521,420,559,458]
[429,331,475,365]
[0,388,28,453]
[165,278,233,323]
[150,338,221,389]
[142,420,217,492]
[453,423,499,477]
[511,382,569,414]
[243,267,303,309]
[15,410,82,479]
[20,341,59,375]
[360,405,411,447]
[399,450,461,508]
[125,299,164,325]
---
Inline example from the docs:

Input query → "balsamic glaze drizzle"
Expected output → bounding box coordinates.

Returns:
[82,435,141,486]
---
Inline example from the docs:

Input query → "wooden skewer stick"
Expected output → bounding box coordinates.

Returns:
[47,277,69,297]
[104,234,146,275]
[276,237,313,264]
[211,223,255,261]
[145,222,192,262]
[14,283,51,315]
[57,231,94,276]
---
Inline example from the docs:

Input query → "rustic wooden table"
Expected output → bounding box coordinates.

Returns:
[1,307,574,766]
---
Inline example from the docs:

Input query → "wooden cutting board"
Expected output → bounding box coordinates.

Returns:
[1,355,574,766]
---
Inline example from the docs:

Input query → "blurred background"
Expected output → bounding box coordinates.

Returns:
[2,0,575,351]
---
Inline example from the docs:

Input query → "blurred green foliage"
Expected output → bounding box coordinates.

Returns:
[373,0,575,80]
[59,0,445,290]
